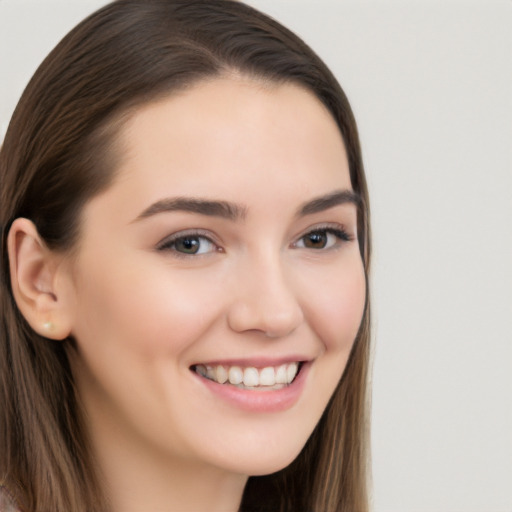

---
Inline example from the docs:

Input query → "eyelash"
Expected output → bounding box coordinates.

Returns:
[156,229,220,258]
[156,225,353,257]
[293,225,353,250]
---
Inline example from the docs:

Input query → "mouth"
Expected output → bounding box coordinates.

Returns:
[191,361,304,391]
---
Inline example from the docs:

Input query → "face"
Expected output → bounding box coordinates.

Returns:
[65,77,366,477]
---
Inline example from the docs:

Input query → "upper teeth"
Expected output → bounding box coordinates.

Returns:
[194,362,299,388]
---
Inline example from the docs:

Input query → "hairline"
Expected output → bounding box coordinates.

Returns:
[66,69,351,256]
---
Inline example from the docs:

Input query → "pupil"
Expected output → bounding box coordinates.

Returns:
[177,237,199,254]
[306,232,327,248]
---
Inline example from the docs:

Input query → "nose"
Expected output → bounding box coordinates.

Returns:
[226,255,304,338]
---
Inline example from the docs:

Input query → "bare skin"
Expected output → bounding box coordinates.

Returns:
[9,77,365,511]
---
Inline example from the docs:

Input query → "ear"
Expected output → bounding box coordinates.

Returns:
[7,218,74,340]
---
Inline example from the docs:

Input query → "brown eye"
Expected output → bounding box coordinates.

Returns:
[295,228,351,250]
[303,231,328,249]
[158,233,217,256]
[175,236,201,254]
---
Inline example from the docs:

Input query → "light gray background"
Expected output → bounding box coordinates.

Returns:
[1,1,511,511]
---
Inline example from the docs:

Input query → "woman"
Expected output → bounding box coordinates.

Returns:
[0,1,371,511]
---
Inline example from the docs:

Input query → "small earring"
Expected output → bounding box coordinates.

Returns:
[43,321,54,331]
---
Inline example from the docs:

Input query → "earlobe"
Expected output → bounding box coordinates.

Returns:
[7,218,73,340]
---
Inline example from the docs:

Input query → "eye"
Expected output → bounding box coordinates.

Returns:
[294,227,351,250]
[157,232,218,256]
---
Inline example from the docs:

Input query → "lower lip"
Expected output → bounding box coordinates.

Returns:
[192,363,310,413]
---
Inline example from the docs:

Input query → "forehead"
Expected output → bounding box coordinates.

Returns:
[90,77,352,219]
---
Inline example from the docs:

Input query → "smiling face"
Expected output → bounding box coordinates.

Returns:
[65,77,366,482]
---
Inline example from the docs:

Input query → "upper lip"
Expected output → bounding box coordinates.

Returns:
[191,356,313,368]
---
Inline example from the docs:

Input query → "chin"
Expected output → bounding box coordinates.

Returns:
[210,437,308,477]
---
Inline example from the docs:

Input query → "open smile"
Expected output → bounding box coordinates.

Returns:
[190,360,310,412]
[192,362,303,390]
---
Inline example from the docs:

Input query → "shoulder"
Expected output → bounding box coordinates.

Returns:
[0,485,20,512]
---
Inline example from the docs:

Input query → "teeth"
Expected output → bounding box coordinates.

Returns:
[243,367,259,387]
[216,365,228,384]
[259,367,275,386]
[287,362,298,383]
[228,366,243,385]
[275,364,288,384]
[196,365,207,378]
[194,362,301,388]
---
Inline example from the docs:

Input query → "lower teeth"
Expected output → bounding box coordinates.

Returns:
[233,382,287,391]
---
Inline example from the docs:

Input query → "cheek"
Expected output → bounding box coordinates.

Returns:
[68,256,229,446]
[71,254,226,360]
[301,257,366,353]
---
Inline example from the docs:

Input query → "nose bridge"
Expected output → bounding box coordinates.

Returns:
[227,248,304,338]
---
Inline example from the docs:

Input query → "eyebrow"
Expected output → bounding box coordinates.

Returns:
[133,197,247,222]
[133,189,360,224]
[297,189,361,216]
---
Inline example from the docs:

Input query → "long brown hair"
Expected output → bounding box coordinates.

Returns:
[0,1,371,510]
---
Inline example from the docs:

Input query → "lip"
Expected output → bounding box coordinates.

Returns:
[191,360,311,413]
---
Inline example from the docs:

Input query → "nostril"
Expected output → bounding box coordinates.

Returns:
[227,299,304,338]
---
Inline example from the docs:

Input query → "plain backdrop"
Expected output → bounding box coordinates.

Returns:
[1,1,511,511]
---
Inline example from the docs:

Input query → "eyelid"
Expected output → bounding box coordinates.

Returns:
[292,223,355,248]
[156,229,221,254]
[300,222,354,238]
